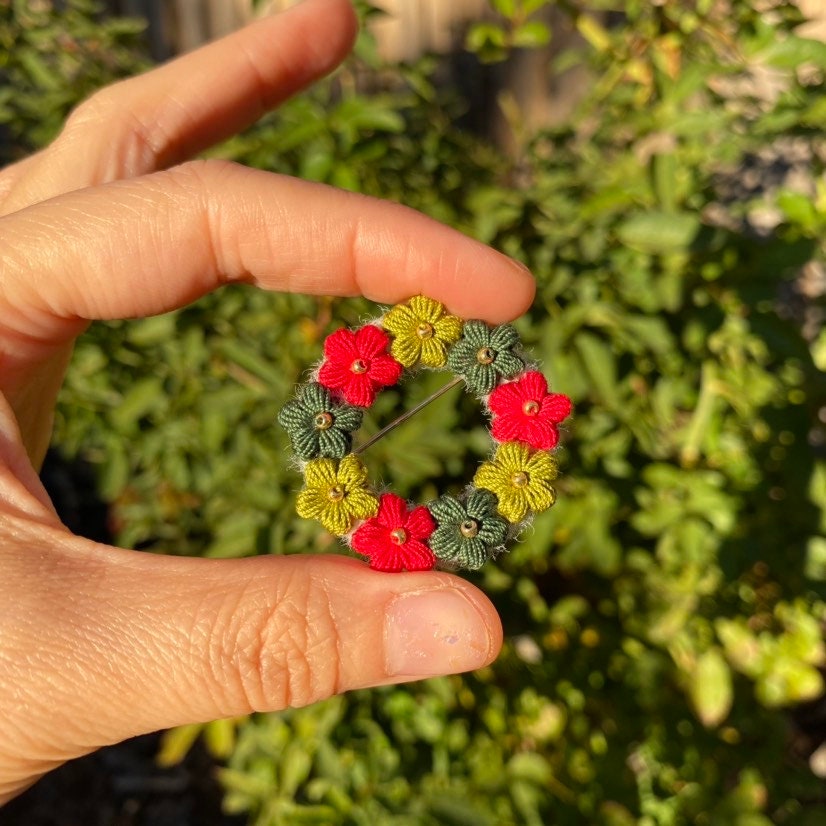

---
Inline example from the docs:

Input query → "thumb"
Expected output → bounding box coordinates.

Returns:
[0,517,501,798]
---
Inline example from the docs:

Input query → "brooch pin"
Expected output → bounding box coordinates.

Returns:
[278,296,572,573]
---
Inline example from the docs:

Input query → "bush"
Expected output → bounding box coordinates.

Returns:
[6,0,826,823]
[0,0,146,163]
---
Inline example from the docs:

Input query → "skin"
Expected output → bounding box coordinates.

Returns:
[0,0,535,804]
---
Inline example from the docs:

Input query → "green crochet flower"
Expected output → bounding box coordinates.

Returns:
[446,320,524,395]
[277,382,363,460]
[428,488,509,570]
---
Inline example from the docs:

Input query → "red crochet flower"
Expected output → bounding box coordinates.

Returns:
[317,325,403,407]
[488,370,572,450]
[351,493,436,572]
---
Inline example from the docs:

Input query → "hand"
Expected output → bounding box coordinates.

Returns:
[0,0,535,803]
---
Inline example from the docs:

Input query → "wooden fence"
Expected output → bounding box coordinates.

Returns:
[114,0,490,61]
[110,0,584,151]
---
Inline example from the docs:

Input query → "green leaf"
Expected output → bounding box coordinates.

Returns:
[157,724,204,767]
[427,795,496,826]
[574,332,619,407]
[108,376,165,433]
[616,211,701,252]
[331,164,361,191]
[466,22,509,61]
[491,0,516,17]
[777,190,819,232]
[801,95,826,128]
[716,619,761,677]
[127,313,178,347]
[576,14,611,52]
[522,0,551,15]
[762,35,826,69]
[512,21,551,49]
[299,145,334,182]
[97,437,130,500]
[689,648,733,728]
[756,659,824,707]
[204,717,238,759]
[205,510,266,558]
[653,151,678,212]
[333,98,405,134]
[218,339,284,388]
[280,743,313,798]
[508,752,552,785]
[805,536,826,582]
[18,49,61,90]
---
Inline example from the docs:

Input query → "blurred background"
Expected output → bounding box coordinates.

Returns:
[2,0,826,823]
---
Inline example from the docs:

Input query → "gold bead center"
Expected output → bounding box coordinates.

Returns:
[523,400,540,416]
[314,411,334,430]
[350,359,368,374]
[328,485,345,502]
[476,347,495,365]
[459,519,479,538]
[390,528,407,545]
[416,322,434,339]
[511,471,529,488]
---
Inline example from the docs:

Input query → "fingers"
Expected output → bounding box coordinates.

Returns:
[0,153,43,204]
[0,160,535,359]
[0,396,57,521]
[0,523,502,801]
[1,160,533,465]
[1,0,358,213]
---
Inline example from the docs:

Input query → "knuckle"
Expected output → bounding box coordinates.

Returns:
[58,86,167,177]
[209,573,342,713]
[165,158,246,190]
[62,88,115,135]
[156,159,246,212]
[158,159,257,280]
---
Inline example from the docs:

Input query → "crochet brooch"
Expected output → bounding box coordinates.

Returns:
[278,296,572,573]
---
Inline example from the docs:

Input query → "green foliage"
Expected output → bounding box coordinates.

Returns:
[467,0,552,63]
[0,0,147,163]
[5,0,823,822]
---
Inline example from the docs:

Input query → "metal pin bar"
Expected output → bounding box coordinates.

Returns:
[354,375,464,455]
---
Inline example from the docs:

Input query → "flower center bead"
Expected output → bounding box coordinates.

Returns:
[511,471,529,488]
[522,400,540,416]
[416,322,434,339]
[350,359,368,374]
[328,485,345,502]
[390,528,407,545]
[314,411,334,430]
[459,519,479,538]
[476,347,495,365]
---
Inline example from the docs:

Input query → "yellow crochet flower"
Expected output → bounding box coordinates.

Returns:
[296,454,379,535]
[382,295,463,368]
[473,442,558,523]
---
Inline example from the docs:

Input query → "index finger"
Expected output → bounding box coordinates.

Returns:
[0,160,535,361]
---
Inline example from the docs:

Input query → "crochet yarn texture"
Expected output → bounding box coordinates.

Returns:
[279,296,572,573]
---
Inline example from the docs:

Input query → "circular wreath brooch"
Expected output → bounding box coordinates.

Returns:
[278,296,572,573]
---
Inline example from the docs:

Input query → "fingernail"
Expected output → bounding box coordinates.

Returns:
[508,256,533,278]
[384,589,493,678]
